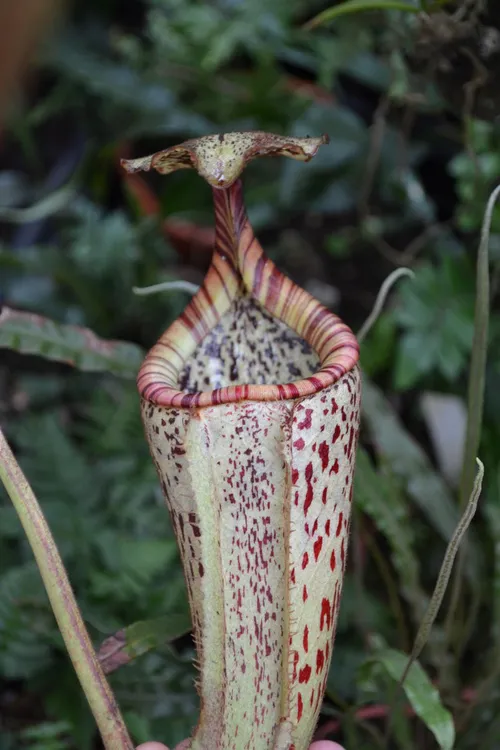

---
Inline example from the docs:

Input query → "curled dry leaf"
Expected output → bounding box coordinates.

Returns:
[122,131,329,188]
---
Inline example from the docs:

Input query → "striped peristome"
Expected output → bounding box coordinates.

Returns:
[123,132,361,750]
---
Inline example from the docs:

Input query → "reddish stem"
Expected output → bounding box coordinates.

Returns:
[314,686,477,741]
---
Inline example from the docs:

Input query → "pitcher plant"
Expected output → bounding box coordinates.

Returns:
[122,132,361,750]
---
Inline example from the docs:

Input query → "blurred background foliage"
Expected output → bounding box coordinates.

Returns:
[1,0,500,748]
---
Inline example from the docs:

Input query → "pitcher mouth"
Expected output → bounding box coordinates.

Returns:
[138,284,359,409]
[137,176,359,408]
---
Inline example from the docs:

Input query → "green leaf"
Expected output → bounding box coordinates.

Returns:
[362,378,461,544]
[484,498,500,648]
[394,258,475,388]
[363,648,455,750]
[0,181,76,223]
[44,671,96,750]
[0,564,54,679]
[21,721,72,750]
[359,314,397,377]
[362,378,482,572]
[122,711,151,746]
[110,648,198,746]
[98,613,192,674]
[46,40,175,112]
[355,448,427,620]
[0,306,144,378]
[304,0,420,29]
[46,35,211,138]
[91,536,180,599]
[279,103,366,207]
[393,334,431,389]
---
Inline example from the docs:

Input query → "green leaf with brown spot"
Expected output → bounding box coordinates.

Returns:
[0,306,143,378]
[98,614,192,673]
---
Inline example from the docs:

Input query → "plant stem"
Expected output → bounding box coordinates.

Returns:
[357,267,414,344]
[403,459,483,681]
[365,531,410,653]
[0,427,134,750]
[385,459,484,747]
[133,280,200,296]
[459,185,498,509]
[444,184,500,656]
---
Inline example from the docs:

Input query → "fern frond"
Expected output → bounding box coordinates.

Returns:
[0,563,54,679]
